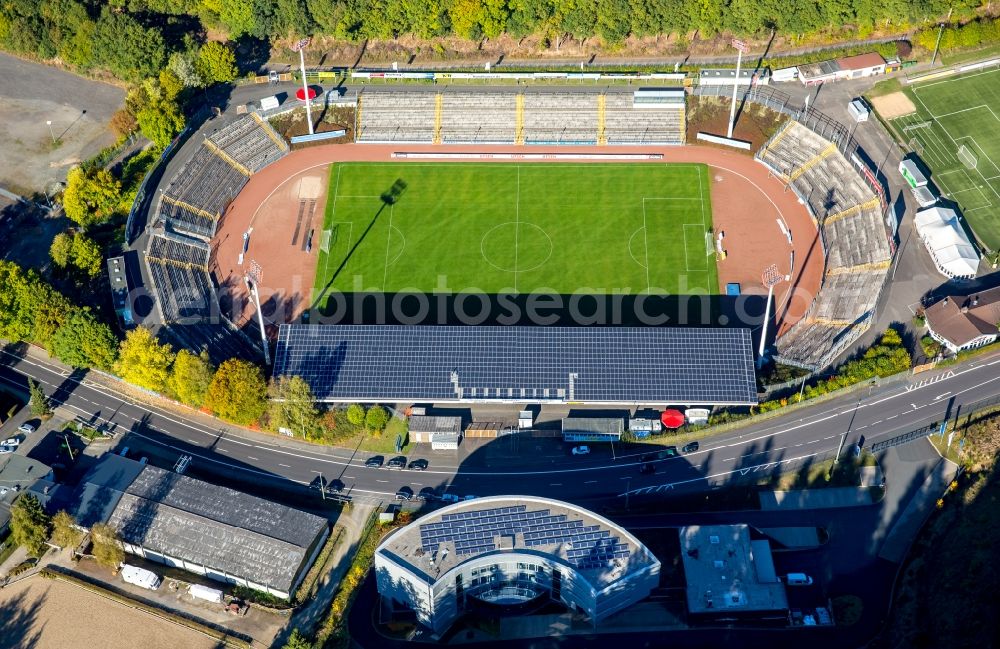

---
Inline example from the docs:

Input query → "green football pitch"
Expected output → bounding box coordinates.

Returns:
[891,67,1000,251]
[312,162,718,307]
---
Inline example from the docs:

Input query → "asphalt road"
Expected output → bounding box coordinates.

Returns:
[1,344,996,507]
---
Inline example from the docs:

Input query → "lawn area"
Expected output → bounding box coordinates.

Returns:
[313,162,717,312]
[887,68,1000,252]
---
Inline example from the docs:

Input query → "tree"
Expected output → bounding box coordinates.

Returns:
[137,99,185,149]
[62,166,122,229]
[365,405,389,431]
[10,493,50,557]
[167,349,214,407]
[28,378,51,417]
[114,327,175,392]
[91,8,167,81]
[50,510,82,549]
[282,629,313,649]
[51,309,118,370]
[205,358,267,425]
[49,232,73,269]
[346,403,366,426]
[196,41,238,84]
[90,522,124,571]
[268,376,318,437]
[167,51,202,88]
[109,108,138,139]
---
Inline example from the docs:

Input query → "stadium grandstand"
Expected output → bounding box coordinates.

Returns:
[153,115,288,241]
[142,114,289,362]
[356,88,685,146]
[756,120,892,370]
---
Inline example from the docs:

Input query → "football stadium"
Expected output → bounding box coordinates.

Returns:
[140,83,897,405]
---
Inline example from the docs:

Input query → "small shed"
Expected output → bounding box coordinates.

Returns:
[409,416,462,444]
[561,417,624,442]
[899,159,929,188]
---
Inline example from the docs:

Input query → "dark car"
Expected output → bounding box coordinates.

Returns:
[408,459,428,471]
[365,456,384,468]
[639,463,655,475]
[395,486,414,501]
[682,441,700,454]
[656,447,678,460]
[417,487,438,501]
[640,452,657,463]
[387,456,407,469]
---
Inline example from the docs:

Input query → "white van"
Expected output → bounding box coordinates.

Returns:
[786,572,814,586]
[120,564,161,590]
[848,98,870,122]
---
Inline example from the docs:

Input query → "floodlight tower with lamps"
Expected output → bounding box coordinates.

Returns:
[292,37,314,135]
[758,264,783,367]
[727,39,751,139]
[245,260,271,365]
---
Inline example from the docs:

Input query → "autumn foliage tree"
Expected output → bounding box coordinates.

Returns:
[114,327,175,392]
[205,359,268,425]
[62,166,122,229]
[167,349,214,408]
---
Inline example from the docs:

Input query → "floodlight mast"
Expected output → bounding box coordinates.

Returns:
[245,260,270,365]
[292,37,314,135]
[758,264,783,367]
[727,39,750,139]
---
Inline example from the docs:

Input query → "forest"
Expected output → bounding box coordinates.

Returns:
[0,0,991,74]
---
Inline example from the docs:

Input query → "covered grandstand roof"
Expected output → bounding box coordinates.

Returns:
[376,495,659,588]
[273,324,758,405]
[914,206,980,278]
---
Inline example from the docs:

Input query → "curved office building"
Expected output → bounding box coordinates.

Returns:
[374,495,660,634]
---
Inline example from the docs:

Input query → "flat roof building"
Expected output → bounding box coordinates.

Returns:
[680,524,788,620]
[375,496,660,635]
[914,206,980,279]
[408,415,463,444]
[562,417,625,442]
[69,455,329,598]
[798,53,886,85]
[273,324,758,406]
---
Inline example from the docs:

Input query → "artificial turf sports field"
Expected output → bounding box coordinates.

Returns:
[890,67,1000,251]
[313,163,718,306]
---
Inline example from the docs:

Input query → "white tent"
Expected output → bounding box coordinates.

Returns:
[914,206,980,278]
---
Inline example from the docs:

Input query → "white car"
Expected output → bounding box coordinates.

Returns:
[0,445,14,454]
[571,445,591,456]
[17,423,36,435]
[1,438,19,447]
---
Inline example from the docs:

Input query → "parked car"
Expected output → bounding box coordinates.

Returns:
[365,456,384,468]
[640,452,657,463]
[395,487,414,501]
[0,445,14,454]
[386,456,407,469]
[786,573,814,586]
[17,422,37,435]
[639,463,655,475]
[417,487,438,501]
[657,447,678,459]
[2,438,20,447]
[571,445,591,456]
[408,459,428,471]
[682,441,700,454]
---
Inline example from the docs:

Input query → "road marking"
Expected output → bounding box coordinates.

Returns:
[247,456,259,461]
[550,483,562,486]
[376,479,388,483]
[187,439,197,444]
[723,457,735,462]
[584,480,598,484]
[934,392,951,400]
[219,448,230,453]
[279,463,290,468]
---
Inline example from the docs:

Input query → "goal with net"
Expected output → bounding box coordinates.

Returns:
[957,144,979,170]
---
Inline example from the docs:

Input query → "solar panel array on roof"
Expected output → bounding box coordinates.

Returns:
[273,325,757,405]
[417,505,629,569]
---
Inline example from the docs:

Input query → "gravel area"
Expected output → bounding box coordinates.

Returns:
[0,575,221,649]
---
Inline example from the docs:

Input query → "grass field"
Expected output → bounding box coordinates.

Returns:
[313,163,717,308]
[889,67,1000,251]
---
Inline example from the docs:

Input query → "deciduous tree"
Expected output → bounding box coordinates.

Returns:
[62,166,122,229]
[114,327,175,392]
[282,630,313,649]
[205,358,267,425]
[346,403,366,426]
[91,522,124,571]
[51,309,118,370]
[11,493,50,557]
[137,99,185,149]
[196,40,238,84]
[268,375,318,437]
[50,510,83,549]
[365,404,389,431]
[167,349,214,407]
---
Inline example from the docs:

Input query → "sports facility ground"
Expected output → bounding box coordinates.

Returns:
[313,162,717,310]
[885,67,1000,251]
[210,143,820,335]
